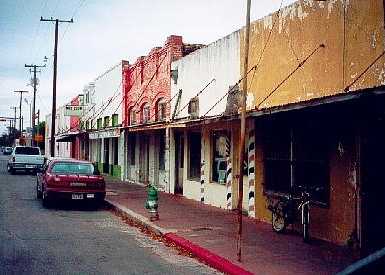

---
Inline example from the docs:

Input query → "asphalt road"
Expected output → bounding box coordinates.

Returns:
[0,155,219,275]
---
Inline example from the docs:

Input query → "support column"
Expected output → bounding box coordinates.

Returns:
[200,129,205,202]
[165,127,171,193]
[226,134,232,210]
[247,119,256,218]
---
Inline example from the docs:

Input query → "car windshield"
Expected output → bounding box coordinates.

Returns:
[51,162,97,175]
[15,147,40,155]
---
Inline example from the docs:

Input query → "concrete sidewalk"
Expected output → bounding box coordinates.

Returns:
[105,180,356,275]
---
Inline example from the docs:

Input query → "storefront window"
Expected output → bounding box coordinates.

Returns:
[211,131,230,184]
[263,118,330,204]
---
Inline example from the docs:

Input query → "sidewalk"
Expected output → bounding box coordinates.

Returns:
[105,180,356,275]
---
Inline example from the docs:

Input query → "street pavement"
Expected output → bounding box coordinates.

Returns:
[0,155,220,275]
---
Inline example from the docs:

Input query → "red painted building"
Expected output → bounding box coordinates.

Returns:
[121,35,203,189]
[123,35,202,126]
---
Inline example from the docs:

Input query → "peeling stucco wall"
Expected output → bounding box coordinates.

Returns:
[240,0,385,110]
[171,31,241,118]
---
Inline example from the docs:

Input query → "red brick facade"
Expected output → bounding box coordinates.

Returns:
[123,35,201,126]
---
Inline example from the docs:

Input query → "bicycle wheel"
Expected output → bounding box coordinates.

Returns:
[272,202,287,232]
[302,203,310,242]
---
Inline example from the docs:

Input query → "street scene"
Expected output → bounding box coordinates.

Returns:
[0,154,219,275]
[2,0,385,274]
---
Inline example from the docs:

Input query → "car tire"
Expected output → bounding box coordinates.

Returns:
[42,191,50,208]
[7,165,14,175]
[36,181,42,199]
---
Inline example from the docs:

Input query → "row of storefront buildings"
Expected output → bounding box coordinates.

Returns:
[45,0,385,254]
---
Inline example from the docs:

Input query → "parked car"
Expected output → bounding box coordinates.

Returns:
[7,146,44,174]
[3,147,13,155]
[36,158,106,207]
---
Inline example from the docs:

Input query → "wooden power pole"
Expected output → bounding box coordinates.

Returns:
[237,0,251,262]
[40,17,73,157]
[14,90,28,133]
[25,63,46,146]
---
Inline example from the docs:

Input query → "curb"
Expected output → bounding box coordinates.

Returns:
[164,233,254,275]
[105,198,254,275]
[104,199,170,236]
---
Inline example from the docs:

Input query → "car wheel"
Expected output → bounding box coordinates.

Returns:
[7,165,14,175]
[36,181,42,199]
[42,191,50,208]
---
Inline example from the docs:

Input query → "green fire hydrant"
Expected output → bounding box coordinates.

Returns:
[145,184,159,221]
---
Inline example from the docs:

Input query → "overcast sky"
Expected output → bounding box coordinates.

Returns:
[0,0,296,134]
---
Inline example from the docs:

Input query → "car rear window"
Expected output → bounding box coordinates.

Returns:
[51,162,98,175]
[15,147,40,155]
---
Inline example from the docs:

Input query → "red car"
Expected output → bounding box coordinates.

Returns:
[36,158,106,207]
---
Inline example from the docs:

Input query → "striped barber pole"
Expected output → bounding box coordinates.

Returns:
[247,125,256,217]
[225,136,232,210]
[200,136,205,202]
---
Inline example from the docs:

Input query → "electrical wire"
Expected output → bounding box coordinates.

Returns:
[61,0,86,42]
[202,65,257,118]
[173,78,216,118]
[257,43,325,109]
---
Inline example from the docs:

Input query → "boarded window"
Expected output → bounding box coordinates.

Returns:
[130,109,136,125]
[112,114,119,127]
[156,99,167,121]
[141,103,150,123]
[188,132,201,180]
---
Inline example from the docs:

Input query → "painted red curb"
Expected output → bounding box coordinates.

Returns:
[163,233,254,275]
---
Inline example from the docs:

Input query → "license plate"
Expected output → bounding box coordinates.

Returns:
[72,194,83,200]
[86,194,95,199]
[26,165,34,169]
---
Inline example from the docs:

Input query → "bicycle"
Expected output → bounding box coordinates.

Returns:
[267,186,314,242]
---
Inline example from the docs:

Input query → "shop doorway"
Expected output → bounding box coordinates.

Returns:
[174,132,184,194]
[139,135,149,184]
[360,117,385,255]
[103,138,110,174]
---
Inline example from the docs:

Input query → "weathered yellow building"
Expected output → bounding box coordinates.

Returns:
[237,0,385,250]
[241,0,385,109]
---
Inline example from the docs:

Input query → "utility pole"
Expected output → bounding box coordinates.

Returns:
[10,106,17,131]
[237,0,251,262]
[25,62,46,146]
[14,91,28,133]
[41,16,74,157]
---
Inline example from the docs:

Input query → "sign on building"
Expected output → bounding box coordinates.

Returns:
[64,105,84,116]
[89,128,121,139]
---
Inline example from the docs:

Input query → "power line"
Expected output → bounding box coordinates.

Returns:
[61,0,86,42]
[257,43,325,109]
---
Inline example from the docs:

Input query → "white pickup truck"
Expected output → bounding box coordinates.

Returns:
[7,146,45,174]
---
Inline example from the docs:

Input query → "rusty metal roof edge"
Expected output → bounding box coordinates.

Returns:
[248,86,385,118]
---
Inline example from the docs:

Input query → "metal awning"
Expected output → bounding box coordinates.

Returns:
[55,131,80,142]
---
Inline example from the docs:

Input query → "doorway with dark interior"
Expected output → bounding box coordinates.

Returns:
[174,132,184,194]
